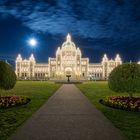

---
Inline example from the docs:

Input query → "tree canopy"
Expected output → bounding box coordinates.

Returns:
[108,63,140,97]
[0,61,16,90]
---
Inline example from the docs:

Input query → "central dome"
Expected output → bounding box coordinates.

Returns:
[62,34,76,50]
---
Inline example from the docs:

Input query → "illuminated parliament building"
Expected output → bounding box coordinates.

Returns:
[15,34,122,80]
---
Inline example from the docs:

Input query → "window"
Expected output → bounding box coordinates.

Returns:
[82,61,86,65]
[82,67,86,71]
[52,67,55,71]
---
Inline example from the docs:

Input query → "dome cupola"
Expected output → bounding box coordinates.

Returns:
[62,33,76,50]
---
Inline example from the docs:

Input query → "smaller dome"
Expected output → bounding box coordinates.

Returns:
[29,54,35,61]
[115,54,121,62]
[102,54,108,61]
[16,54,22,61]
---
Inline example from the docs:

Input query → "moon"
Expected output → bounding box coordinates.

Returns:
[28,38,37,47]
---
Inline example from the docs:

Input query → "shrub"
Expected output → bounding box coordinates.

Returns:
[0,61,16,90]
[108,63,140,97]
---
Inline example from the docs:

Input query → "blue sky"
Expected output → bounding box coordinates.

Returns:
[0,0,140,64]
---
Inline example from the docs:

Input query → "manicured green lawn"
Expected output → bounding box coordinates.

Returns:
[77,81,140,140]
[0,81,61,140]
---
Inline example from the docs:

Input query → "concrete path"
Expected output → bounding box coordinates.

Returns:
[10,84,126,140]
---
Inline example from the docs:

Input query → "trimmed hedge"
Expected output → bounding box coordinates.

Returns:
[0,61,16,90]
[108,63,140,97]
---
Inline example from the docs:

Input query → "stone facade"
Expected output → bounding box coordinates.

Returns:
[15,34,122,80]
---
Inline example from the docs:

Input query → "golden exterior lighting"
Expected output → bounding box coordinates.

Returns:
[16,34,122,80]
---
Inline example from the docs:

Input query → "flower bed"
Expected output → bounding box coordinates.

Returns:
[99,96,140,112]
[0,96,31,108]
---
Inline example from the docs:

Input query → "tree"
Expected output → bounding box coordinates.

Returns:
[108,63,140,97]
[0,61,16,90]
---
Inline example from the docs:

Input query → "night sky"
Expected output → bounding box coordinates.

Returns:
[0,0,140,65]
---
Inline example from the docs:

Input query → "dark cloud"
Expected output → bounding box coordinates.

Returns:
[0,0,139,38]
[0,0,140,62]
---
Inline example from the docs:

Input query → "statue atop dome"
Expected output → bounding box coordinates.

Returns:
[66,33,71,42]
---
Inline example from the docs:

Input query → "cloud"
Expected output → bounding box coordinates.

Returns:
[0,0,140,41]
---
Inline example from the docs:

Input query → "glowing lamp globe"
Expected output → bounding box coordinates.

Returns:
[28,38,37,47]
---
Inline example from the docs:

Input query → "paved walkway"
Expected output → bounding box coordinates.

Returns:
[10,84,126,140]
